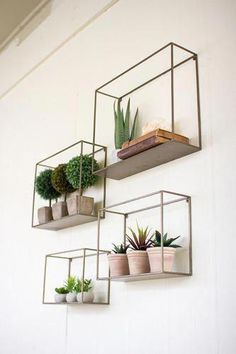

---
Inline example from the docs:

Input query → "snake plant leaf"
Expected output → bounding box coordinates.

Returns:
[114,99,125,148]
[129,108,138,141]
[124,98,130,142]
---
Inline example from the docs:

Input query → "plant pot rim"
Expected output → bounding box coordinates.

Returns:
[108,253,128,257]
[127,250,148,256]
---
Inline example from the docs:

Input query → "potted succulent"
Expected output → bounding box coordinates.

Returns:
[76,279,94,303]
[108,243,129,277]
[64,276,77,303]
[65,154,99,216]
[147,231,181,272]
[54,287,68,303]
[35,169,61,224]
[126,223,153,275]
[113,98,138,162]
[51,164,75,220]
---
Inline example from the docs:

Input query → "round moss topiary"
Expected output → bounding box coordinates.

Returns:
[35,169,61,201]
[66,154,99,190]
[51,164,75,194]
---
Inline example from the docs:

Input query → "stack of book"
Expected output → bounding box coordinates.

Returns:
[117,129,190,160]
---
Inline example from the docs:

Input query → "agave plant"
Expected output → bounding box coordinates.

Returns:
[152,230,181,248]
[126,223,154,251]
[75,278,93,293]
[112,242,129,254]
[114,98,138,149]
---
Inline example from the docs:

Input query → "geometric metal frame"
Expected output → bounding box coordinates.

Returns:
[32,140,107,229]
[43,247,111,305]
[97,190,192,282]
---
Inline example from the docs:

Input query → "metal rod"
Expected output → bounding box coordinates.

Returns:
[92,91,97,173]
[68,258,72,278]
[160,192,164,273]
[42,256,48,304]
[119,55,194,100]
[96,210,101,279]
[81,249,86,303]
[171,43,174,132]
[188,197,193,275]
[124,214,127,246]
[79,141,83,197]
[37,163,55,169]
[97,90,119,99]
[97,42,172,91]
[128,196,188,215]
[31,164,38,227]
[172,42,197,56]
[194,55,202,149]
[47,247,109,257]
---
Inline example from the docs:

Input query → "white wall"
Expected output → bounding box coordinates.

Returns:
[0,0,236,353]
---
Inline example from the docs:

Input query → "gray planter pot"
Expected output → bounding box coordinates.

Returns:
[38,206,53,224]
[67,195,94,216]
[52,201,68,220]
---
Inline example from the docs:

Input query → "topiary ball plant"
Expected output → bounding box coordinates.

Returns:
[51,164,75,195]
[66,154,99,191]
[35,169,61,204]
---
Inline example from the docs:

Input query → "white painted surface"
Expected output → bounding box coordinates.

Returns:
[0,0,235,353]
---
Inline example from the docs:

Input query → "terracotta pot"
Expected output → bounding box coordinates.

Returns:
[66,292,77,303]
[77,291,94,303]
[54,293,66,303]
[38,206,52,224]
[67,195,94,216]
[147,247,176,272]
[108,254,129,277]
[127,251,150,275]
[52,201,68,220]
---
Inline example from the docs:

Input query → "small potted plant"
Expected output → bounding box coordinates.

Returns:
[126,223,153,275]
[51,164,75,220]
[64,276,77,303]
[35,169,61,224]
[108,243,129,277]
[147,230,181,272]
[113,98,138,162]
[66,154,99,216]
[54,287,68,303]
[76,279,94,303]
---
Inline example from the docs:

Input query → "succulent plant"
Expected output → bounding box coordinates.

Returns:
[66,154,99,191]
[114,98,138,149]
[55,287,69,294]
[64,276,77,293]
[112,243,129,254]
[126,223,154,251]
[74,279,92,293]
[152,230,181,248]
[35,169,61,202]
[51,164,75,194]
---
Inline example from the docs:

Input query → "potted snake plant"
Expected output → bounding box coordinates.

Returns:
[147,231,181,272]
[126,223,153,275]
[108,243,129,277]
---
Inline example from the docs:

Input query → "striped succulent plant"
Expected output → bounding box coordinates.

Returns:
[114,98,138,149]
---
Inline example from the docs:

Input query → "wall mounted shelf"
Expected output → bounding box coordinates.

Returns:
[92,42,202,180]
[32,140,106,231]
[95,140,200,180]
[43,248,110,305]
[97,190,192,282]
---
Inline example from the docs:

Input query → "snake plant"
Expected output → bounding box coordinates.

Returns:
[114,98,138,149]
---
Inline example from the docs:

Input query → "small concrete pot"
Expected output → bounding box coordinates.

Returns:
[77,291,94,303]
[147,247,176,272]
[66,292,77,303]
[67,195,94,216]
[38,206,53,224]
[108,254,129,277]
[52,201,68,220]
[127,251,150,275]
[54,293,66,303]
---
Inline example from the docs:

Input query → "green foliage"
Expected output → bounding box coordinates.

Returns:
[152,230,181,248]
[35,169,61,201]
[112,243,129,254]
[114,98,138,149]
[64,276,77,293]
[51,164,75,194]
[126,222,154,251]
[55,287,69,294]
[74,278,93,293]
[66,154,99,190]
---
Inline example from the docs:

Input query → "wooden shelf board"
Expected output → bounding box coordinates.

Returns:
[94,140,200,180]
[99,271,191,282]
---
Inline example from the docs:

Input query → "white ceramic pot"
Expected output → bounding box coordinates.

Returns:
[77,291,94,303]
[54,293,66,303]
[66,292,77,303]
[147,247,176,272]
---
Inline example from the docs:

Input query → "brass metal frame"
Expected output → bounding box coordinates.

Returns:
[43,247,111,305]
[97,190,192,282]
